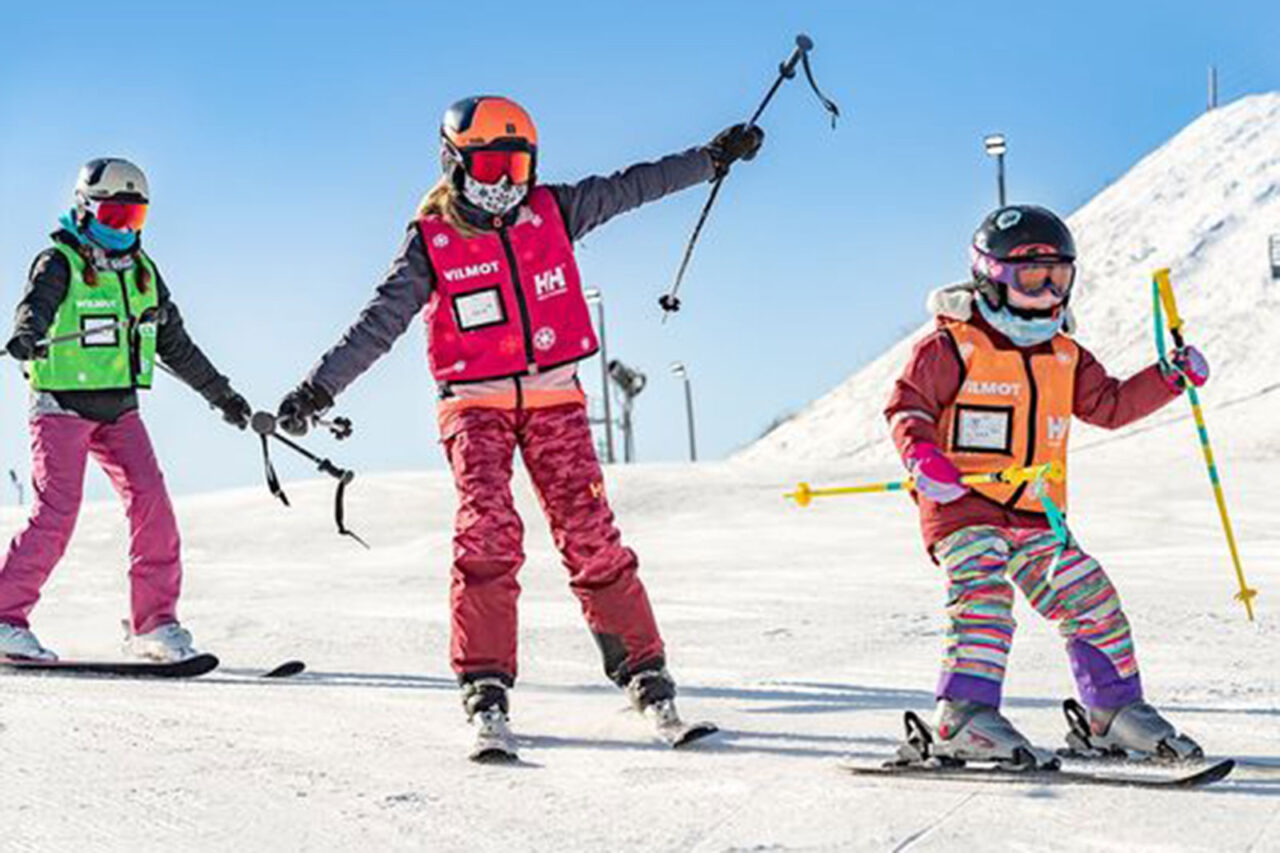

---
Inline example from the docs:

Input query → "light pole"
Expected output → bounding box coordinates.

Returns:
[608,360,647,464]
[983,133,1008,207]
[670,362,697,463]
[583,288,615,464]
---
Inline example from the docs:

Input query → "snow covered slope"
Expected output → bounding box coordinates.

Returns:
[740,92,1280,468]
[0,423,1276,851]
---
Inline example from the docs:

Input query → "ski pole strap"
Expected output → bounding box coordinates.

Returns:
[331,469,369,550]
[800,50,840,128]
[258,433,291,508]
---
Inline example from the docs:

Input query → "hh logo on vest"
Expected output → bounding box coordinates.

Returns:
[419,186,599,383]
[535,265,568,300]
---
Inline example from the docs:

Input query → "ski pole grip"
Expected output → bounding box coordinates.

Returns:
[251,411,278,436]
[1154,268,1184,334]
[780,33,812,78]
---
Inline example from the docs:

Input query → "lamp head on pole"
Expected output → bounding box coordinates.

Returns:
[983,133,1007,157]
[669,361,688,379]
[584,287,602,305]
[608,359,647,398]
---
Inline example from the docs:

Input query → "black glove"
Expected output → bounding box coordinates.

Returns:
[5,333,48,362]
[276,382,333,437]
[706,123,765,177]
[212,389,252,431]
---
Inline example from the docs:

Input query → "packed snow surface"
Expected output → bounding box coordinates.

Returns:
[0,395,1277,850]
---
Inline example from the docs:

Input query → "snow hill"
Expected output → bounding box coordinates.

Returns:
[740,92,1280,470]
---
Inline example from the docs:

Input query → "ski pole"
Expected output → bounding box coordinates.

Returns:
[1153,268,1257,621]
[786,460,1064,507]
[250,411,368,548]
[0,306,164,358]
[659,33,839,318]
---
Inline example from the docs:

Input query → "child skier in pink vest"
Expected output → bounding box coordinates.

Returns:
[275,95,762,759]
[884,205,1209,766]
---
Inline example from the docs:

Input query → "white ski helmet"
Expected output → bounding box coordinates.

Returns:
[75,158,149,206]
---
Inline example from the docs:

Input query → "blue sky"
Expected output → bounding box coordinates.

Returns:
[2,1,1278,498]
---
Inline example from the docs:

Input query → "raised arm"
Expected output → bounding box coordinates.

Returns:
[549,123,762,242]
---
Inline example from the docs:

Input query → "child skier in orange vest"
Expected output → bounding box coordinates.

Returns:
[885,205,1210,766]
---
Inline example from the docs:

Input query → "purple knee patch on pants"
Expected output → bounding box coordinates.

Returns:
[1069,639,1142,708]
[937,672,1003,707]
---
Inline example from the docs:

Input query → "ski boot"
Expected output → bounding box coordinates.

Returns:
[462,677,518,763]
[0,622,58,661]
[1062,698,1203,762]
[626,667,717,748]
[894,700,1058,770]
[123,620,199,663]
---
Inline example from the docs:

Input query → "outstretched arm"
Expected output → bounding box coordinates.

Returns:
[549,146,717,242]
[304,226,434,400]
[1072,345,1181,429]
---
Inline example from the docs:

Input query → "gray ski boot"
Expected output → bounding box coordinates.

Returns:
[462,677,518,763]
[898,699,1058,769]
[1063,698,1202,761]
[625,667,717,748]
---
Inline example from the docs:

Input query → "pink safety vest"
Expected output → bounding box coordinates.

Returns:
[419,187,599,384]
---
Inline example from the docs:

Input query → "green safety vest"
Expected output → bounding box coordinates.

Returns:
[28,242,160,392]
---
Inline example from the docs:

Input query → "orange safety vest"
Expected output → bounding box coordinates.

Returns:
[937,319,1078,513]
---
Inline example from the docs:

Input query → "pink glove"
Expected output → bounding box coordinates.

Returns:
[1163,345,1210,392]
[906,443,968,504]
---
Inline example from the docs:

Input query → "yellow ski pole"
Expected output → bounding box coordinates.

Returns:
[1154,268,1258,621]
[786,461,1063,507]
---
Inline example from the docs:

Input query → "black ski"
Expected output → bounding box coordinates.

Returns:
[842,757,1235,790]
[0,652,220,679]
[261,659,306,678]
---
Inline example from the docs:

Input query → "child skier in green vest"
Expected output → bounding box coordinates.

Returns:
[0,158,251,662]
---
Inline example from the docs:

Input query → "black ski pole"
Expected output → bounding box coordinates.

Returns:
[250,411,368,548]
[659,33,839,318]
[0,305,165,358]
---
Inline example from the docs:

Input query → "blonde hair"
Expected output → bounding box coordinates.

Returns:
[417,177,483,239]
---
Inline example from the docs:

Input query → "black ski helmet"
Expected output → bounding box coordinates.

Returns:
[971,205,1076,310]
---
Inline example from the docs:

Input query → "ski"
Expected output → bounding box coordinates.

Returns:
[0,652,220,679]
[261,659,306,679]
[656,718,719,749]
[842,757,1234,790]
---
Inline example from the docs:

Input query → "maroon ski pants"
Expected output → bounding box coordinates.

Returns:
[442,403,664,685]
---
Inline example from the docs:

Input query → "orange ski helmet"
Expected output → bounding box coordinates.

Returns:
[440,95,538,190]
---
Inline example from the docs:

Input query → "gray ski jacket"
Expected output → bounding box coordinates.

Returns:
[305,146,716,400]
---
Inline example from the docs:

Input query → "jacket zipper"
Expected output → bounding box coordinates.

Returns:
[1007,351,1039,508]
[116,270,139,387]
[498,228,536,367]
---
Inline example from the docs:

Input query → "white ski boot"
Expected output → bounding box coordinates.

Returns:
[0,623,58,661]
[900,699,1057,769]
[626,668,718,748]
[1063,698,1203,761]
[463,677,518,763]
[123,620,199,663]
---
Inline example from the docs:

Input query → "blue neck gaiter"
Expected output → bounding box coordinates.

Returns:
[977,297,1065,347]
[59,209,139,253]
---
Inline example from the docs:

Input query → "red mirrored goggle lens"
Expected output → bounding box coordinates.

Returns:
[467,150,533,185]
[95,201,149,230]
[1011,261,1075,296]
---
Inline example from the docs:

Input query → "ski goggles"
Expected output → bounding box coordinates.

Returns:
[460,146,535,185]
[89,199,149,231]
[973,249,1075,299]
